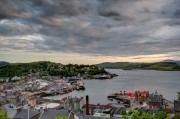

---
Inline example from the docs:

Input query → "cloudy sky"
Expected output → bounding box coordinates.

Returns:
[0,0,180,64]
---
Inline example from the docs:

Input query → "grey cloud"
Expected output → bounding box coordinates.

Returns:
[30,0,88,17]
[99,11,120,18]
[161,0,180,19]
[0,0,88,19]
[0,0,180,58]
[132,56,171,60]
[0,0,30,19]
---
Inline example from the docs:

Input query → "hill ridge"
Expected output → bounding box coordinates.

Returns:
[96,61,180,71]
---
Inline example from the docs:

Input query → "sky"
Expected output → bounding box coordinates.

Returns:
[0,0,180,64]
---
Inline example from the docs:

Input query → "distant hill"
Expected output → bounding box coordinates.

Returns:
[162,60,180,65]
[0,61,108,78]
[0,61,9,67]
[96,61,180,71]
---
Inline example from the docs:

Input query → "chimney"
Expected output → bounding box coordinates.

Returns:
[40,107,44,112]
[124,91,126,95]
[120,91,122,95]
[86,95,90,115]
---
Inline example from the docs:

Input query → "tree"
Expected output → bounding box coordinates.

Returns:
[0,102,3,107]
[154,111,167,119]
[120,109,127,115]
[0,110,12,119]
[131,110,168,119]
[131,111,141,119]
[77,107,83,114]
[55,116,68,119]
[120,109,128,119]
[122,115,129,119]
[132,111,154,119]
[128,110,134,116]
[173,114,180,119]
[139,113,153,119]
[177,92,180,100]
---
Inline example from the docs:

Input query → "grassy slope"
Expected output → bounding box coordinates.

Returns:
[96,62,180,71]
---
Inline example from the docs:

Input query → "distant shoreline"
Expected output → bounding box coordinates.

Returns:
[105,68,180,71]
[97,62,180,71]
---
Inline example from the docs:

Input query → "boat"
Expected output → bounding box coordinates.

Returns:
[95,75,112,79]
[79,85,85,90]
[108,98,113,101]
[44,91,59,96]
[107,91,135,100]
[77,81,85,90]
[107,94,118,99]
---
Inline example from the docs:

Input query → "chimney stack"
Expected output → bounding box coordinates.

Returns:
[40,107,44,112]
[124,91,126,95]
[86,95,90,115]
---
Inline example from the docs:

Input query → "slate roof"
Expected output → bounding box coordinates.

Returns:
[14,109,40,119]
[79,115,107,119]
[1,104,17,118]
[39,110,69,119]
[6,109,17,118]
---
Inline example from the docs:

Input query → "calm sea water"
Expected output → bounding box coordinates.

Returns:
[45,69,180,104]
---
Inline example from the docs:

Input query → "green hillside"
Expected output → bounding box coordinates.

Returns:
[96,62,180,71]
[0,61,107,78]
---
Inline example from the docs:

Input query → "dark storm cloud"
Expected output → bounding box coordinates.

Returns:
[161,0,180,18]
[0,0,180,57]
[0,0,88,19]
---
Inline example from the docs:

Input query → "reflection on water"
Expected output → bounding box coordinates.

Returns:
[45,69,180,104]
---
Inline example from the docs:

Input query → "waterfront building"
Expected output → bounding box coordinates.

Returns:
[135,91,149,104]
[148,91,163,110]
[174,100,180,114]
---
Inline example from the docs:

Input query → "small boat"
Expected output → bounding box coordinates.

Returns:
[77,81,85,90]
[79,86,85,90]
[108,98,113,101]
[59,91,65,95]
[107,94,118,99]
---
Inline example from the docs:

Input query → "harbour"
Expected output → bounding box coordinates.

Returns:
[44,69,180,104]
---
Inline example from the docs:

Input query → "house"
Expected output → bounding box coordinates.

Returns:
[135,91,149,104]
[174,100,180,113]
[148,91,163,110]
[0,84,4,91]
[35,103,60,110]
[93,109,112,118]
[12,76,21,81]
[6,95,20,104]
[14,109,40,119]
[79,115,106,119]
